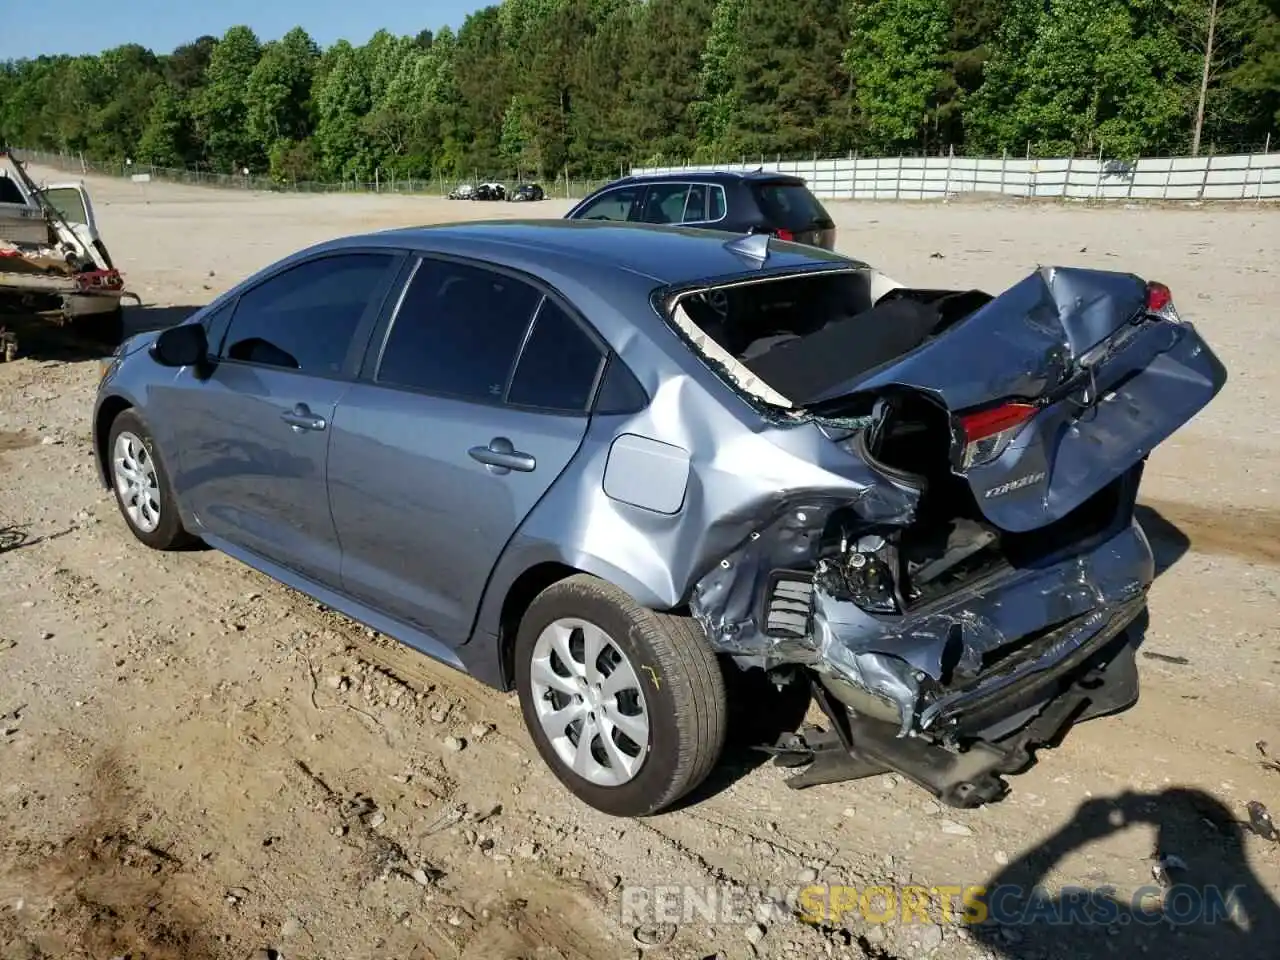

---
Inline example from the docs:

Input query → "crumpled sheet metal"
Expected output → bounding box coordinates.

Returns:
[810,265,1149,412]
[691,504,1156,738]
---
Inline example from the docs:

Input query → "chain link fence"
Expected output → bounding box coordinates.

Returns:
[12,149,614,201]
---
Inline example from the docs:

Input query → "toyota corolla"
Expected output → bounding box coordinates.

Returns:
[93,221,1226,816]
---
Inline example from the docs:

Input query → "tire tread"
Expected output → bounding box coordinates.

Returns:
[518,573,728,816]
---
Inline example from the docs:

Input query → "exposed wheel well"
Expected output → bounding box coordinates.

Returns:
[498,561,579,687]
[94,396,133,484]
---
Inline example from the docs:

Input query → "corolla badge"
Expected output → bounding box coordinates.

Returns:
[984,471,1047,499]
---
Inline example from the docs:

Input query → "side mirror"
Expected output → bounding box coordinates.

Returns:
[152,322,208,368]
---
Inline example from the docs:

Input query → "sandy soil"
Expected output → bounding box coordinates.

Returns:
[1,169,1279,960]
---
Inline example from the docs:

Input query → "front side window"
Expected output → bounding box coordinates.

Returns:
[574,187,640,222]
[221,253,396,374]
[377,258,542,402]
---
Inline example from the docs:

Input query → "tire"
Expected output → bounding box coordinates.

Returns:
[73,304,124,348]
[106,408,192,550]
[515,573,727,817]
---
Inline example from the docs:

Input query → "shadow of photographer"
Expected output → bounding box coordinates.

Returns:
[969,788,1279,959]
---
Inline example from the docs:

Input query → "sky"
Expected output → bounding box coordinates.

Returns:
[0,0,485,60]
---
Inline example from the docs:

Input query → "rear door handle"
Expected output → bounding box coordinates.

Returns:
[469,437,536,475]
[281,403,327,432]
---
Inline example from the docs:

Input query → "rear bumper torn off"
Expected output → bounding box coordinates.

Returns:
[693,513,1155,740]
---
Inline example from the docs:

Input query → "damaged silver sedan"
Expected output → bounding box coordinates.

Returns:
[93,221,1226,817]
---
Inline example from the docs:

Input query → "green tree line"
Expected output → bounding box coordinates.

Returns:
[1,0,1277,183]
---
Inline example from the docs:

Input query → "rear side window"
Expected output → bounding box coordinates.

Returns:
[680,183,727,223]
[508,300,604,412]
[710,185,727,220]
[221,253,395,374]
[377,258,542,402]
[752,182,832,230]
[575,187,640,222]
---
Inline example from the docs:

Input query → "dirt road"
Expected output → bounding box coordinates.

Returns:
[1,170,1279,960]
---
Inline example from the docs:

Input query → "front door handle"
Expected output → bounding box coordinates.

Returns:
[281,403,327,432]
[468,437,536,475]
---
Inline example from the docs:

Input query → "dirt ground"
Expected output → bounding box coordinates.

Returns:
[1,169,1279,960]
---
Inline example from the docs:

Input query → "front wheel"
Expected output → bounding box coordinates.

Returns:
[515,574,727,817]
[107,409,193,550]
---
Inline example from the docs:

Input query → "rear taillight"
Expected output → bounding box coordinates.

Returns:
[775,228,795,242]
[1145,280,1180,321]
[957,402,1037,469]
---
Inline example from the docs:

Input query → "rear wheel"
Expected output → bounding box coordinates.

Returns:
[515,574,727,816]
[107,409,192,550]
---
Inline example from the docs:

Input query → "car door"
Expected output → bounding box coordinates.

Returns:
[165,250,402,586]
[36,183,113,266]
[328,255,607,647]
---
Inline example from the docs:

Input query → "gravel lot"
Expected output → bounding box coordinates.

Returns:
[1,170,1278,960]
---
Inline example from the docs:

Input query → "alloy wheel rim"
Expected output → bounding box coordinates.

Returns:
[529,617,651,787]
[112,431,162,533]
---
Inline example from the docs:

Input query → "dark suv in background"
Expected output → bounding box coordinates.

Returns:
[564,171,837,250]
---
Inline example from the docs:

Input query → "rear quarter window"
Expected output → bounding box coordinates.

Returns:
[752,182,832,230]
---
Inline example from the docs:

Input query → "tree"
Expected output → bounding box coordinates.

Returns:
[454,6,513,174]
[1229,4,1280,140]
[618,0,716,164]
[692,0,747,155]
[1190,0,1221,154]
[312,40,373,179]
[967,0,1192,156]
[245,27,319,153]
[844,0,950,152]
[165,36,218,94]
[193,26,263,171]
[2,1,1278,179]
[501,94,539,173]
[728,0,857,156]
[930,0,1006,147]
[568,1,639,174]
[136,84,187,166]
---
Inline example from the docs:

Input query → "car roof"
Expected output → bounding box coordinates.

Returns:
[318,219,851,288]
[605,170,807,188]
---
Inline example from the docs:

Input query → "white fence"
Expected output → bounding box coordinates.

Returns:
[633,152,1280,202]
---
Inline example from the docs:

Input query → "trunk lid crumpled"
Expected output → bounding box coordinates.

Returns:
[809,266,1227,533]
[689,264,1227,741]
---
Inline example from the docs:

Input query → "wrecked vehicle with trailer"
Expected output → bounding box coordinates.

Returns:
[669,238,1226,807]
[0,149,128,358]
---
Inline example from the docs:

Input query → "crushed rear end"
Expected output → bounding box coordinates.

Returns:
[672,254,1226,805]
